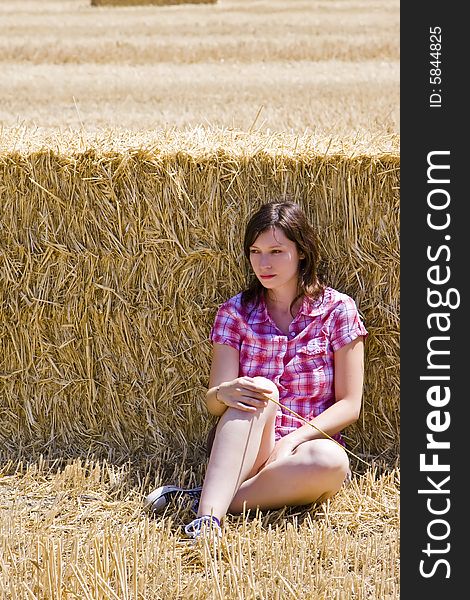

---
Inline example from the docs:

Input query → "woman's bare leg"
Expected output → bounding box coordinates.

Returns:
[228,438,350,513]
[197,377,278,521]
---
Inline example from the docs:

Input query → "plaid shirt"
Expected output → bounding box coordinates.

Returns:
[210,287,368,444]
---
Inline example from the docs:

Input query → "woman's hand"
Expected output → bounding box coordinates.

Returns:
[264,436,298,466]
[217,376,274,412]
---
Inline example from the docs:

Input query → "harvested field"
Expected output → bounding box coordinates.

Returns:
[0,0,399,597]
[0,457,399,599]
[0,0,399,136]
[91,0,217,5]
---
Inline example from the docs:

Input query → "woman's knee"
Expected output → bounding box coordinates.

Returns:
[208,379,278,452]
[299,440,350,501]
[251,377,279,419]
[252,376,279,401]
[297,439,350,479]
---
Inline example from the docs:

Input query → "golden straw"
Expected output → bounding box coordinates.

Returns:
[266,396,371,467]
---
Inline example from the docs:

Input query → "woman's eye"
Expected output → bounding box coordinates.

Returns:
[249,248,282,254]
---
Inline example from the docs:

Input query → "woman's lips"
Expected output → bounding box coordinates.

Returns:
[260,274,276,279]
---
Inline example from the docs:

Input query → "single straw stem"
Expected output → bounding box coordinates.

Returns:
[267,396,370,467]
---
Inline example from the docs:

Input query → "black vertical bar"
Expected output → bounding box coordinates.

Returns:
[401,2,465,596]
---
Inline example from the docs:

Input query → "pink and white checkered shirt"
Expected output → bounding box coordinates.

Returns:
[210,287,368,445]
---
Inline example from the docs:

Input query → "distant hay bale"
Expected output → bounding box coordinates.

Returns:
[91,0,217,6]
[0,128,399,466]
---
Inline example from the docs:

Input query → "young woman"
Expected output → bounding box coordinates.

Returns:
[145,201,367,540]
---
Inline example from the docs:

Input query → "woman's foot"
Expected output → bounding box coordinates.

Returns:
[184,515,222,541]
[144,485,202,514]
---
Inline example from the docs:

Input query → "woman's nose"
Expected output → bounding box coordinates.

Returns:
[259,254,271,268]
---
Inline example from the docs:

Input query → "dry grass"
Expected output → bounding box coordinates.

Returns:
[0,457,399,599]
[0,0,399,136]
[0,125,399,155]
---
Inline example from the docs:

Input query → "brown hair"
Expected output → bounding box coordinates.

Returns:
[241,201,325,316]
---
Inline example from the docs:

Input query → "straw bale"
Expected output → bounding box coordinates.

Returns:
[0,127,399,466]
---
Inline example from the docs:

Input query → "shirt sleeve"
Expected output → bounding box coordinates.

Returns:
[209,301,242,351]
[329,296,368,352]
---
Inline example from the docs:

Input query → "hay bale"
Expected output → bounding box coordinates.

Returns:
[91,0,217,6]
[0,128,399,465]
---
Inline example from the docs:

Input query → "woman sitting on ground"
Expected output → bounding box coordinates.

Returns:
[146,200,367,540]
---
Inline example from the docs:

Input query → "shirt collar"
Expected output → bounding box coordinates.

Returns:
[246,288,330,324]
[300,287,331,317]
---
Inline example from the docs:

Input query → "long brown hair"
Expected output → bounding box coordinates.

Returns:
[241,201,325,316]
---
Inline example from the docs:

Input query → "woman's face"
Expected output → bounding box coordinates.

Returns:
[249,226,303,292]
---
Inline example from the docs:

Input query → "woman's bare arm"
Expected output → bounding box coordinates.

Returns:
[206,343,275,416]
[206,343,240,416]
[281,336,365,445]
